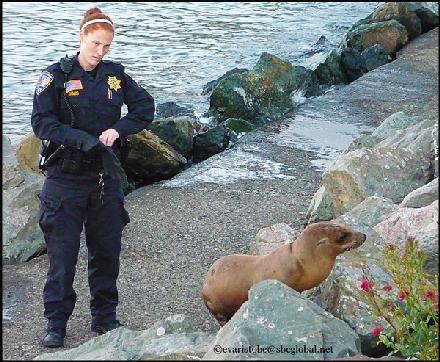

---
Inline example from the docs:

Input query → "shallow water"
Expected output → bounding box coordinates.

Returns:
[3,2,377,145]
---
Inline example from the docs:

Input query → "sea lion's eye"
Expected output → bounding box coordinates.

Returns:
[338,232,349,242]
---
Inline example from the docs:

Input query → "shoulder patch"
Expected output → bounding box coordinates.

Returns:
[35,71,54,96]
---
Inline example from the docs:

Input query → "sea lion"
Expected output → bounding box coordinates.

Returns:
[202,222,366,325]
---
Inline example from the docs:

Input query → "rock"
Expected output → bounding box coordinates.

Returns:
[146,117,194,159]
[306,147,430,222]
[249,223,299,255]
[3,134,18,166]
[204,280,361,360]
[406,2,439,33]
[155,102,195,119]
[193,125,231,163]
[15,133,42,174]
[201,68,249,96]
[3,163,26,190]
[307,118,436,223]
[125,130,187,185]
[372,2,422,40]
[223,118,254,134]
[373,200,438,274]
[305,49,348,85]
[305,261,393,357]
[340,47,368,82]
[209,52,320,123]
[333,196,399,236]
[3,136,45,264]
[400,177,438,208]
[361,44,391,72]
[35,314,216,360]
[345,19,408,55]
[347,111,422,152]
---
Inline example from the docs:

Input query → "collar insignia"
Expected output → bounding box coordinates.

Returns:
[107,76,121,91]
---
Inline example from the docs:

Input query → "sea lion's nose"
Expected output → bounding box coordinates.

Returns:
[361,233,366,242]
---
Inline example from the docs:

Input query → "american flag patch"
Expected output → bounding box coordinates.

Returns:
[65,79,83,93]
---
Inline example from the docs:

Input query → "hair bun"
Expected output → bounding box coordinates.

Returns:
[84,7,103,18]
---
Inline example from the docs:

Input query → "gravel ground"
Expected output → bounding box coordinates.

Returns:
[2,127,322,361]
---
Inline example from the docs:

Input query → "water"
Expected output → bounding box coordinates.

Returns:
[3,2,378,145]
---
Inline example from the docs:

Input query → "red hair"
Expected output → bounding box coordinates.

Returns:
[79,7,114,34]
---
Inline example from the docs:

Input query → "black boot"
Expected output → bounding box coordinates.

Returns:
[41,327,66,348]
[91,319,124,335]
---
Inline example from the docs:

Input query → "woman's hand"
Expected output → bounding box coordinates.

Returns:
[99,128,119,147]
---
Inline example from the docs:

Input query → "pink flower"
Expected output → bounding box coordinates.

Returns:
[359,279,371,292]
[371,326,383,337]
[397,289,409,302]
[425,290,436,301]
[382,284,392,292]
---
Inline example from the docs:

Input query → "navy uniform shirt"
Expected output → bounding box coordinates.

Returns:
[31,53,155,150]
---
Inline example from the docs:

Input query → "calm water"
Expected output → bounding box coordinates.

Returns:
[3,2,378,145]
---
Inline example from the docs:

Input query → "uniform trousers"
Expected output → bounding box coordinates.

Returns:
[38,164,130,330]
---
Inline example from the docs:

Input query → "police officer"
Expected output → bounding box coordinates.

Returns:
[31,7,154,348]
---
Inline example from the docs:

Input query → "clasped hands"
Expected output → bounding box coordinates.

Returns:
[99,128,119,147]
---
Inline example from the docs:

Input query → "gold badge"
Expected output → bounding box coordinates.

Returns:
[107,76,121,91]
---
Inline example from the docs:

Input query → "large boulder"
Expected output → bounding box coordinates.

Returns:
[400,177,438,208]
[405,2,439,33]
[202,68,249,96]
[146,117,194,159]
[15,133,42,175]
[125,130,187,185]
[249,223,299,256]
[373,200,438,275]
[3,135,45,264]
[155,101,195,119]
[209,52,320,123]
[372,2,422,40]
[344,19,409,55]
[35,314,215,360]
[340,47,368,82]
[193,125,231,163]
[204,280,361,360]
[305,49,348,85]
[361,44,392,72]
[346,111,422,152]
[307,118,437,223]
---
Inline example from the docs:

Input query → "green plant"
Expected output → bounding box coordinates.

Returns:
[359,238,438,360]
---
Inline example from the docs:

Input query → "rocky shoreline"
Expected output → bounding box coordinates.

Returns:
[3,3,439,360]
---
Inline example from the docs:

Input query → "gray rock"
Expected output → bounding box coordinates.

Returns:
[35,314,216,360]
[307,118,436,223]
[374,200,438,274]
[204,280,361,360]
[401,177,438,208]
[361,44,392,72]
[3,135,45,264]
[405,2,439,33]
[250,223,299,256]
[347,111,422,152]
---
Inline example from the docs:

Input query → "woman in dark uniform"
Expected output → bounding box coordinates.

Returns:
[31,7,154,348]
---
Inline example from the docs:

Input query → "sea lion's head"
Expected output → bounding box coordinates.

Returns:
[305,222,366,257]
